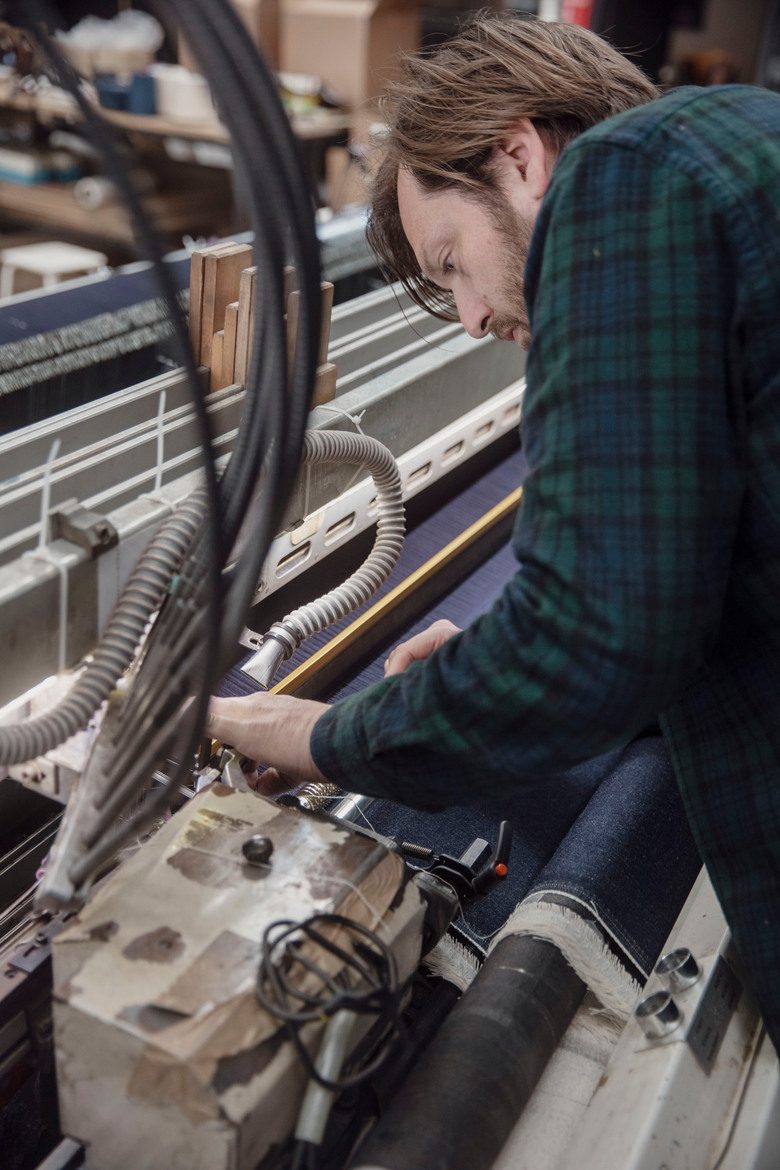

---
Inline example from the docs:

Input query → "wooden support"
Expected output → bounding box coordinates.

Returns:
[319,281,334,366]
[223,301,239,387]
[286,287,300,372]
[210,329,226,391]
[188,241,253,387]
[312,362,337,406]
[234,265,257,388]
[287,281,335,378]
[188,249,205,357]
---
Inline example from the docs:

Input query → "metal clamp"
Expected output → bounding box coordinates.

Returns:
[51,499,118,558]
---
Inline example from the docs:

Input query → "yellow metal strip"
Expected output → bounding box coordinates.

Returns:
[273,486,523,696]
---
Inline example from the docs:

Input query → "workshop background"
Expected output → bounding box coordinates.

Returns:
[0,0,776,288]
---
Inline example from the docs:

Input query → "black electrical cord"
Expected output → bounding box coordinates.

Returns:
[256,914,406,1093]
[7,0,224,890]
[7,0,323,894]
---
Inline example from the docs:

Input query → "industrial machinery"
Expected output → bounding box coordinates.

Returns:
[0,3,777,1170]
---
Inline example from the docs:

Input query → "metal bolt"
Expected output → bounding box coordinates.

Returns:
[635,990,682,1039]
[242,835,274,866]
[654,947,701,993]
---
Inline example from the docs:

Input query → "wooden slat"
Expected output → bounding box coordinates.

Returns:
[223,302,239,387]
[311,362,337,406]
[234,265,257,387]
[319,281,334,366]
[188,250,205,359]
[199,242,253,370]
[210,330,226,391]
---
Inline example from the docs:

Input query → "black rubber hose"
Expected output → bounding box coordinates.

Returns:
[349,935,586,1170]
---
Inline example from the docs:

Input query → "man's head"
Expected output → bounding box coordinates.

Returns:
[368,14,658,345]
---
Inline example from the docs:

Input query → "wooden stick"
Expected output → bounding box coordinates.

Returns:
[199,242,252,369]
[286,287,300,373]
[319,281,334,367]
[188,249,205,358]
[234,265,257,387]
[210,329,226,391]
[223,301,239,387]
[311,362,337,406]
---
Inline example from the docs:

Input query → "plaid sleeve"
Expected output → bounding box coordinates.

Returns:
[311,138,744,808]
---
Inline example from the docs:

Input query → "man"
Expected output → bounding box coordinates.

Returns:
[210,15,780,1049]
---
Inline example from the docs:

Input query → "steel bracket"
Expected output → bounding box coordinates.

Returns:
[51,499,119,558]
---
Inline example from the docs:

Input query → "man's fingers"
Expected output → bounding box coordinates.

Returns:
[384,620,462,676]
[252,767,294,796]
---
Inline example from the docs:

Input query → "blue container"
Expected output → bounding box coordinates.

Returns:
[95,74,130,111]
[129,72,156,116]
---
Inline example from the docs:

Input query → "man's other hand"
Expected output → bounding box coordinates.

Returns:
[207,693,329,789]
[384,619,461,676]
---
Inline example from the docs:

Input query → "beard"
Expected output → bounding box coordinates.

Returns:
[484,188,534,347]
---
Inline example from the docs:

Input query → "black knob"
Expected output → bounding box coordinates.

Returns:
[242,835,274,866]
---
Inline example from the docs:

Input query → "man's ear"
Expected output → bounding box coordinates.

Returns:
[494,118,553,204]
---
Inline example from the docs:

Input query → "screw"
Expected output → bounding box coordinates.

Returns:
[242,835,274,866]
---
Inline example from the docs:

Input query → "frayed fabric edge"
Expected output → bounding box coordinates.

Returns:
[423,933,481,992]
[488,900,641,1020]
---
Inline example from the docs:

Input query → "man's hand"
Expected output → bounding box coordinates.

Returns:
[384,619,461,676]
[207,693,329,790]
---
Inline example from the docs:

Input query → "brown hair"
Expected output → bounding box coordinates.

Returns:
[367,12,658,319]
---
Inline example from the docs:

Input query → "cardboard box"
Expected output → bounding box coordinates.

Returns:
[280,0,419,110]
[179,0,279,72]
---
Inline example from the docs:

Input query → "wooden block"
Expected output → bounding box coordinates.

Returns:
[188,249,205,359]
[319,281,334,366]
[234,266,257,387]
[287,281,334,372]
[311,361,337,407]
[199,242,253,370]
[210,329,226,392]
[223,301,239,387]
[286,288,300,373]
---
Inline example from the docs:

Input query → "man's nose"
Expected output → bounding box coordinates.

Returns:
[454,290,493,339]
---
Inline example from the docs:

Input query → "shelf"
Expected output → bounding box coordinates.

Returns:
[0,176,232,247]
[0,86,350,144]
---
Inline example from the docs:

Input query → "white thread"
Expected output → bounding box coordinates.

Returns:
[140,492,175,516]
[38,438,60,549]
[320,872,389,934]
[302,462,313,520]
[347,801,379,836]
[169,842,388,933]
[24,546,69,673]
[154,388,167,494]
[315,408,369,493]
[27,439,69,671]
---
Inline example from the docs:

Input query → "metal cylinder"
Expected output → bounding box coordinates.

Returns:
[635,990,682,1039]
[654,946,700,992]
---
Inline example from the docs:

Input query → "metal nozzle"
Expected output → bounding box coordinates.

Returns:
[240,636,287,688]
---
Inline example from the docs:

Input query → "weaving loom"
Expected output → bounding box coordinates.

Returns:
[0,249,775,1170]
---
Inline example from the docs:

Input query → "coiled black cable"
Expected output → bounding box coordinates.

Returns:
[7,0,325,902]
[256,913,405,1092]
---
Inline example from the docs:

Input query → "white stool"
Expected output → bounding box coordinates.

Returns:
[0,241,108,299]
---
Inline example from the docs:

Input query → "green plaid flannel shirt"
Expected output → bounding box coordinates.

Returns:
[312,86,780,1044]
